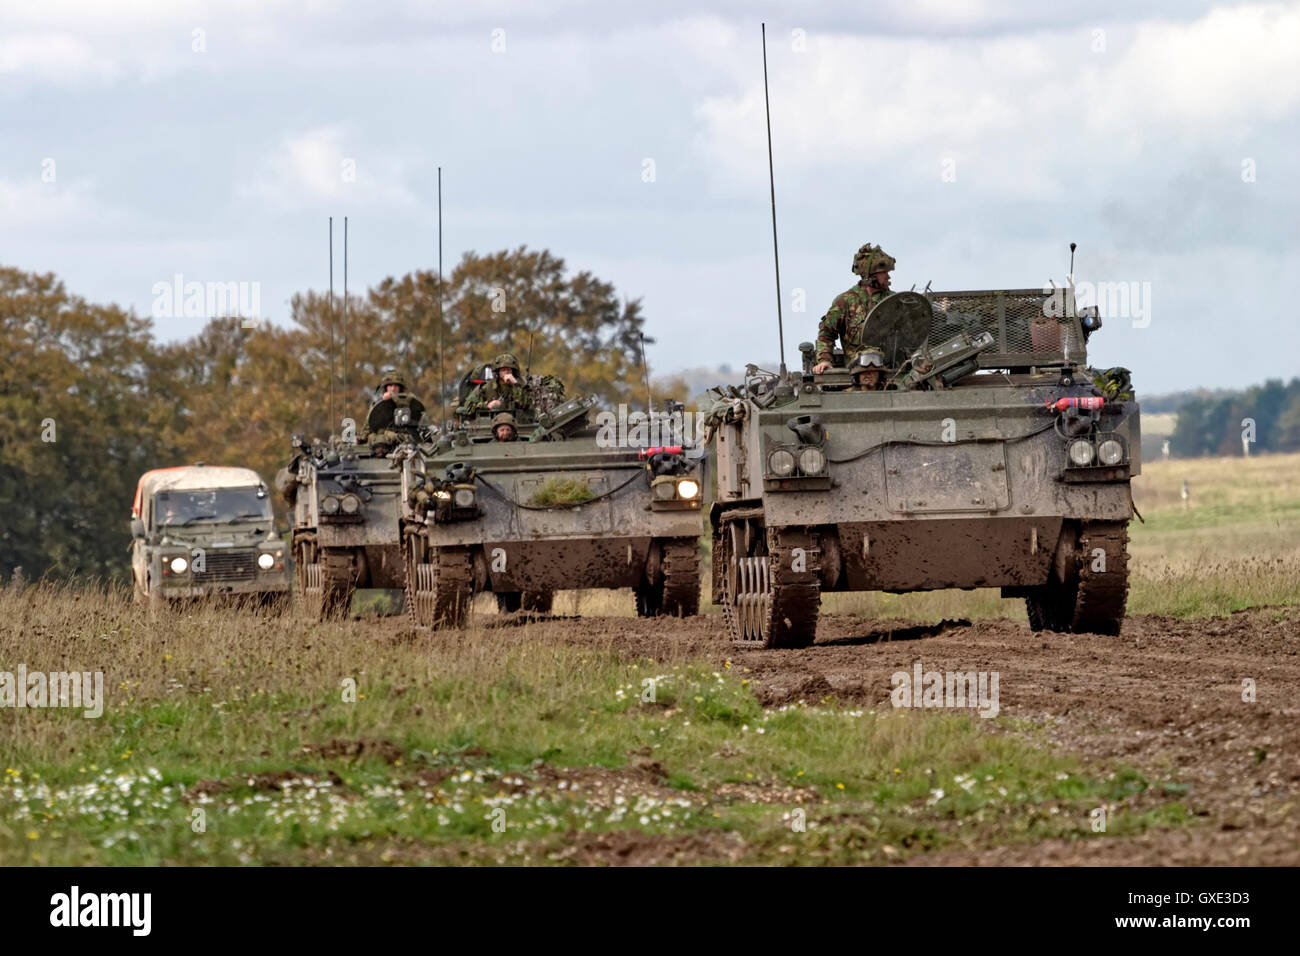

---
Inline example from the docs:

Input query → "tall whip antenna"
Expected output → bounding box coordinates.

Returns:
[328,216,336,432]
[761,22,787,377]
[638,332,653,413]
[438,167,447,429]
[343,216,348,422]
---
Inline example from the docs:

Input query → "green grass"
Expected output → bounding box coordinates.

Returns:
[529,477,595,506]
[0,583,1191,865]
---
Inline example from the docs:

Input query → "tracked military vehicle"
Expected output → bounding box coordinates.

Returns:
[704,287,1140,647]
[279,390,430,619]
[398,370,704,627]
[130,465,289,606]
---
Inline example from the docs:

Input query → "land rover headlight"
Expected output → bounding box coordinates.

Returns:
[257,552,275,570]
[1067,439,1095,467]
[768,449,796,477]
[1097,438,1124,465]
[321,495,340,514]
[453,487,476,509]
[340,493,361,514]
[798,446,826,475]
[676,478,700,500]
[170,556,188,574]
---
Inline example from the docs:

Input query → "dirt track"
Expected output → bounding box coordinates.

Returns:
[473,607,1300,865]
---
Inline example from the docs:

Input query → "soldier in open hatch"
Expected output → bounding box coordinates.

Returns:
[812,243,896,374]
[491,411,519,442]
[360,367,425,451]
[847,347,887,391]
[462,352,535,418]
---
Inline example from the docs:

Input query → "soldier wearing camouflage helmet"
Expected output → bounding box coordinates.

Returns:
[812,243,896,374]
[491,411,519,442]
[462,351,535,418]
[847,348,887,391]
[360,366,425,448]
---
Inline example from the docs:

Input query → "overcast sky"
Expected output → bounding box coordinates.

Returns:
[2,0,1297,394]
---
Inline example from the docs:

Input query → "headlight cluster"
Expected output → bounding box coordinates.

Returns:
[768,445,827,477]
[257,552,275,570]
[169,556,188,574]
[321,493,362,516]
[650,476,700,502]
[1066,435,1127,467]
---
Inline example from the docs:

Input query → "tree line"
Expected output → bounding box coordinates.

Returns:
[1168,378,1300,458]
[0,248,669,583]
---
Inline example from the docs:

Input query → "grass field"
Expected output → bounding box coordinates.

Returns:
[3,453,1289,866]
[0,584,1188,865]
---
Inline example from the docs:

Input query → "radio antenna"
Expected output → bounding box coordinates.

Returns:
[343,216,348,422]
[761,22,787,378]
[1068,242,1077,283]
[638,332,653,412]
[328,216,336,433]
[438,167,447,429]
[526,327,535,378]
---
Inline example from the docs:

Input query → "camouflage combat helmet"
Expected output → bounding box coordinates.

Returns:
[850,348,886,371]
[494,353,520,372]
[491,412,517,429]
[378,366,407,389]
[851,243,896,278]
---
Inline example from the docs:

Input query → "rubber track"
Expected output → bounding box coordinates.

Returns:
[661,538,701,617]
[1072,521,1130,635]
[761,527,821,649]
[407,545,472,628]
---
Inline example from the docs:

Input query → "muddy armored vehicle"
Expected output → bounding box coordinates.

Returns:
[398,371,704,627]
[705,287,1140,647]
[279,393,430,619]
[130,465,289,606]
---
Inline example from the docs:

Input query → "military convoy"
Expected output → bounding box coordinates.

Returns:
[130,465,289,606]
[398,365,704,626]
[703,287,1140,647]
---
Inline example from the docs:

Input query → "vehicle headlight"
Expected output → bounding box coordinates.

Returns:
[1097,438,1124,465]
[434,490,451,500]
[453,487,476,508]
[1067,439,1095,467]
[257,552,275,570]
[170,556,188,574]
[652,479,677,501]
[340,494,361,514]
[676,478,700,500]
[321,495,340,514]
[798,446,826,475]
[768,449,796,477]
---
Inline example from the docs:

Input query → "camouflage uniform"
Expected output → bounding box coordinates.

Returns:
[814,243,897,366]
[462,352,535,418]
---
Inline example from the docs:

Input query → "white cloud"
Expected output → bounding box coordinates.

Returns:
[0,32,117,82]
[237,126,419,209]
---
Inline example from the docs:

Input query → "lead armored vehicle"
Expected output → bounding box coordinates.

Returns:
[130,465,289,606]
[398,372,704,627]
[704,287,1140,647]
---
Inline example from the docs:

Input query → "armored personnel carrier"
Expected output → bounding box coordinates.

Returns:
[279,393,429,619]
[704,287,1140,647]
[130,465,289,606]
[398,371,704,627]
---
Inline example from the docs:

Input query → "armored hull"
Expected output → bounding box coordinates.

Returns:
[400,404,704,627]
[708,287,1141,647]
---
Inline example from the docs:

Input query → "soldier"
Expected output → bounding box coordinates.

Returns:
[812,243,896,374]
[462,352,535,418]
[847,348,887,391]
[491,411,519,442]
[360,367,425,449]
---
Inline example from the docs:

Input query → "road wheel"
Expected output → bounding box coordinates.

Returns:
[721,521,820,648]
[522,591,553,613]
